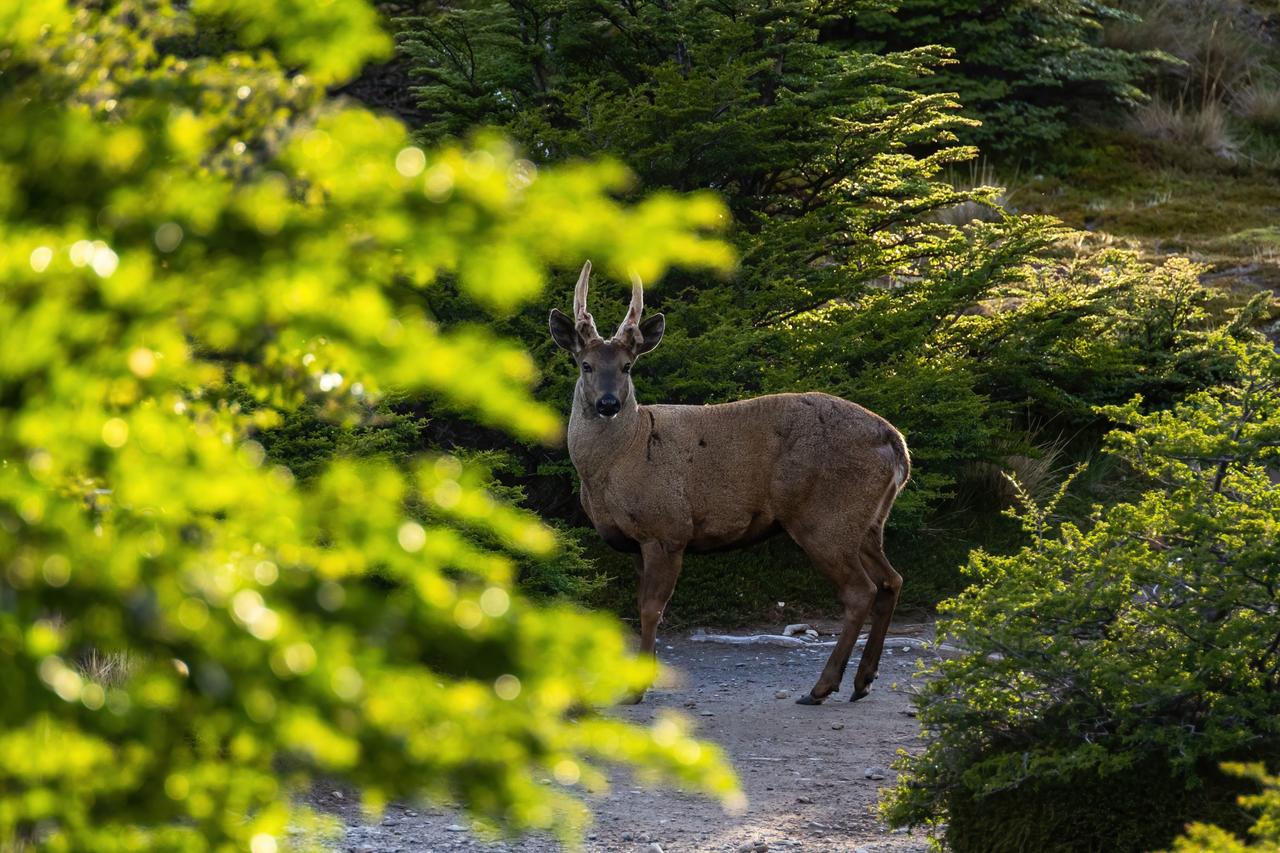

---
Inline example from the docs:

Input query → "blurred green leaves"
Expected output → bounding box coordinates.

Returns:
[0,0,738,849]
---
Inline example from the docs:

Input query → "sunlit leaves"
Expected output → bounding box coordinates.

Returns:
[0,0,739,850]
[191,0,391,85]
[885,338,1280,849]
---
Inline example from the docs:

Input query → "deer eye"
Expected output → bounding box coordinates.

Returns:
[621,363,632,373]
[581,362,593,373]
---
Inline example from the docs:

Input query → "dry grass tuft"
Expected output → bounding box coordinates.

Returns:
[1127,99,1241,160]
[935,159,1011,226]
[76,649,134,687]
[1232,78,1280,130]
[969,434,1072,509]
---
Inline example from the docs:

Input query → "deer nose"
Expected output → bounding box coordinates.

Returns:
[596,394,620,417]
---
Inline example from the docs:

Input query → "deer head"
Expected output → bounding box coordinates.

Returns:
[549,261,665,418]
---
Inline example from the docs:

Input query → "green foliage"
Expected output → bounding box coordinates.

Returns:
[885,329,1280,852]
[849,0,1163,154]
[0,1,743,849]
[257,401,607,599]
[1170,763,1280,852]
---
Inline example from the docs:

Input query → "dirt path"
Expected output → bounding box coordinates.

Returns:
[329,619,936,853]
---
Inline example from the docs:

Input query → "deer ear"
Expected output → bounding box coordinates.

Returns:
[634,313,665,356]
[549,308,581,354]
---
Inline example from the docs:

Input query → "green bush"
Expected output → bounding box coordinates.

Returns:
[0,1,742,849]
[885,323,1280,852]
[847,0,1163,154]
[1170,763,1280,852]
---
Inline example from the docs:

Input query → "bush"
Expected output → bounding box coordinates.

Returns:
[886,323,1280,852]
[0,1,741,848]
[1170,763,1280,852]
[847,0,1161,154]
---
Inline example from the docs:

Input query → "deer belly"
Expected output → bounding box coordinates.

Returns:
[687,511,782,554]
[595,522,641,554]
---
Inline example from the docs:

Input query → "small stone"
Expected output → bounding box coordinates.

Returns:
[900,646,910,653]
[774,690,789,699]
[864,766,888,781]
[622,832,634,842]
[648,844,664,853]
[796,795,813,804]
[831,722,844,730]
[738,842,768,853]
[699,710,714,716]
[403,809,417,817]
[735,662,747,667]
[446,824,467,833]
[332,790,344,800]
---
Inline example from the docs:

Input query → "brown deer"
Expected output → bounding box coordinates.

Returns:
[548,262,910,705]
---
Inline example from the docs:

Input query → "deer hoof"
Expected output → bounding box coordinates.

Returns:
[795,692,824,706]
[849,686,871,702]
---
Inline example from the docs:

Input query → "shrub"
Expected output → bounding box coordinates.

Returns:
[1170,763,1280,852]
[886,324,1280,852]
[847,0,1162,154]
[0,1,741,849]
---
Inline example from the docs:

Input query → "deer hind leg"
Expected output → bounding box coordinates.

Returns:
[851,506,903,701]
[791,527,876,706]
[619,541,685,705]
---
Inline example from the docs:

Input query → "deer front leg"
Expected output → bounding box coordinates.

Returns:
[620,541,684,704]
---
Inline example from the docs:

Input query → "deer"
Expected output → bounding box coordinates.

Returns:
[548,262,910,705]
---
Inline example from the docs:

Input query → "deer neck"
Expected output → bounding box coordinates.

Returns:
[567,380,646,483]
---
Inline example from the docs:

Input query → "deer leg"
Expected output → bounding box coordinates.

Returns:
[637,541,684,656]
[851,514,904,701]
[851,587,900,701]
[796,571,875,705]
[619,541,684,705]
[787,524,875,705]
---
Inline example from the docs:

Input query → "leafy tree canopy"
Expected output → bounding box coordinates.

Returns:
[0,1,741,849]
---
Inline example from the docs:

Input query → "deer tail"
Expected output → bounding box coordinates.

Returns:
[885,426,910,490]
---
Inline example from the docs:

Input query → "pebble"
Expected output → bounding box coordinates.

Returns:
[699,710,714,716]
[830,723,845,730]
[332,790,345,800]
[864,766,888,781]
[738,842,769,853]
[796,795,813,804]
[774,690,789,699]
[648,844,664,853]
[446,824,467,833]
[404,810,417,817]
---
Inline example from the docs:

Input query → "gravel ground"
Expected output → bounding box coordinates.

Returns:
[322,619,937,853]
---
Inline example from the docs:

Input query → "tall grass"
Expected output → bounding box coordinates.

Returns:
[1127,98,1241,159]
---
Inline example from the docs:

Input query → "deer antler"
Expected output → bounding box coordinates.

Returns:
[614,270,645,347]
[573,261,603,345]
